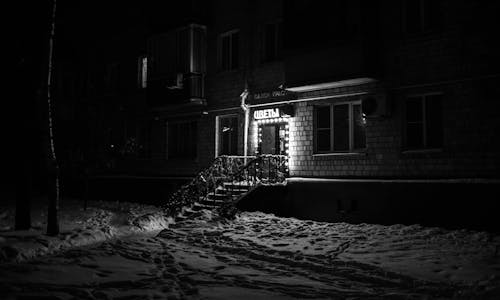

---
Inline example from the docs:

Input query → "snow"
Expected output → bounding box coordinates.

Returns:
[1,207,499,299]
[0,197,172,262]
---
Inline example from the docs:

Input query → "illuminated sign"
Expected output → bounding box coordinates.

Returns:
[254,108,280,120]
[253,105,294,120]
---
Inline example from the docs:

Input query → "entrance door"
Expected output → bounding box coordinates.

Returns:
[261,125,277,154]
[260,124,286,155]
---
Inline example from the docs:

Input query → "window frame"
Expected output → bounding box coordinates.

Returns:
[261,21,283,63]
[215,114,239,157]
[403,92,444,151]
[166,119,198,160]
[314,100,366,154]
[218,29,240,72]
[402,0,443,36]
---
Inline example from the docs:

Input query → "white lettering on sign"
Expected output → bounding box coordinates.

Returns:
[253,108,280,120]
[253,90,287,100]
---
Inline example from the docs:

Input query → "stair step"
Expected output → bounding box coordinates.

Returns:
[217,188,248,194]
[200,199,225,206]
[207,192,230,199]
[223,183,252,190]
[192,203,218,211]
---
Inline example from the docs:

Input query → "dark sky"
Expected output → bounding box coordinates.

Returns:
[13,0,208,63]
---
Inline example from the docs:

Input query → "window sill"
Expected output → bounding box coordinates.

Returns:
[312,152,367,158]
[401,148,442,155]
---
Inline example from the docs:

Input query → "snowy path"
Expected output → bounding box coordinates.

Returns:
[1,211,499,299]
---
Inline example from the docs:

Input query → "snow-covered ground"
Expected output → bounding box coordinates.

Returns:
[1,206,500,299]
[0,197,172,262]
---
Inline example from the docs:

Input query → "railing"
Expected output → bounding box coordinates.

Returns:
[163,155,254,215]
[225,154,289,200]
[164,154,289,215]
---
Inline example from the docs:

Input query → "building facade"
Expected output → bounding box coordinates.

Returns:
[87,0,500,180]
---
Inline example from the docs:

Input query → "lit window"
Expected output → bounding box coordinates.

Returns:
[405,94,443,149]
[314,102,366,153]
[138,56,147,88]
[219,30,239,71]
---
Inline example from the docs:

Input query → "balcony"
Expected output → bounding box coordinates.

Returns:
[147,24,206,107]
[146,72,205,107]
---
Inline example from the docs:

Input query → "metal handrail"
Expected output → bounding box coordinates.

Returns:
[225,154,289,201]
[164,155,288,215]
[163,155,255,215]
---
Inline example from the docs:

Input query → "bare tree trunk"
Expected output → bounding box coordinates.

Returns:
[46,0,59,236]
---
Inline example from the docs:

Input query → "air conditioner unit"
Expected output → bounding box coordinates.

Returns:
[361,93,389,118]
[167,73,184,89]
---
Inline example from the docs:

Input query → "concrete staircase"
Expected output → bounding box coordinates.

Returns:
[169,155,288,223]
[175,182,252,222]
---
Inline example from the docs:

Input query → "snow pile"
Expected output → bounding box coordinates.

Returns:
[0,198,172,263]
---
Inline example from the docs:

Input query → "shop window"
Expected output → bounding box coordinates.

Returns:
[219,30,239,71]
[167,120,197,159]
[217,115,239,156]
[404,0,443,35]
[405,94,443,149]
[314,102,366,153]
[138,56,147,88]
[262,22,282,63]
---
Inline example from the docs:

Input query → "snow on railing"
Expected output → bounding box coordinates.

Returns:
[163,155,255,215]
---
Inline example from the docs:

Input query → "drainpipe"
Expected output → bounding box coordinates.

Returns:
[240,87,250,163]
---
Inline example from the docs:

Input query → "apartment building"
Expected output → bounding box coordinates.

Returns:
[87,0,500,181]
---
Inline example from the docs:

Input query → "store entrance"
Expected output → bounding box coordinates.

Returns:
[260,124,286,155]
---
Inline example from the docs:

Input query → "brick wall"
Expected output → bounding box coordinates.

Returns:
[288,77,500,179]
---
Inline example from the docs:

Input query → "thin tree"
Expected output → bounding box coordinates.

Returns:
[46,0,59,236]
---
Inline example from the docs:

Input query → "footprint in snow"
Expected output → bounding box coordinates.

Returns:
[80,263,99,269]
[95,272,110,278]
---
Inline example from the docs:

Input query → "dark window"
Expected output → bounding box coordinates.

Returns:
[262,22,282,62]
[106,62,119,91]
[333,104,349,151]
[220,30,239,71]
[168,121,197,159]
[138,121,152,158]
[405,94,443,149]
[218,116,238,155]
[314,102,366,153]
[404,0,442,35]
[315,106,331,152]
